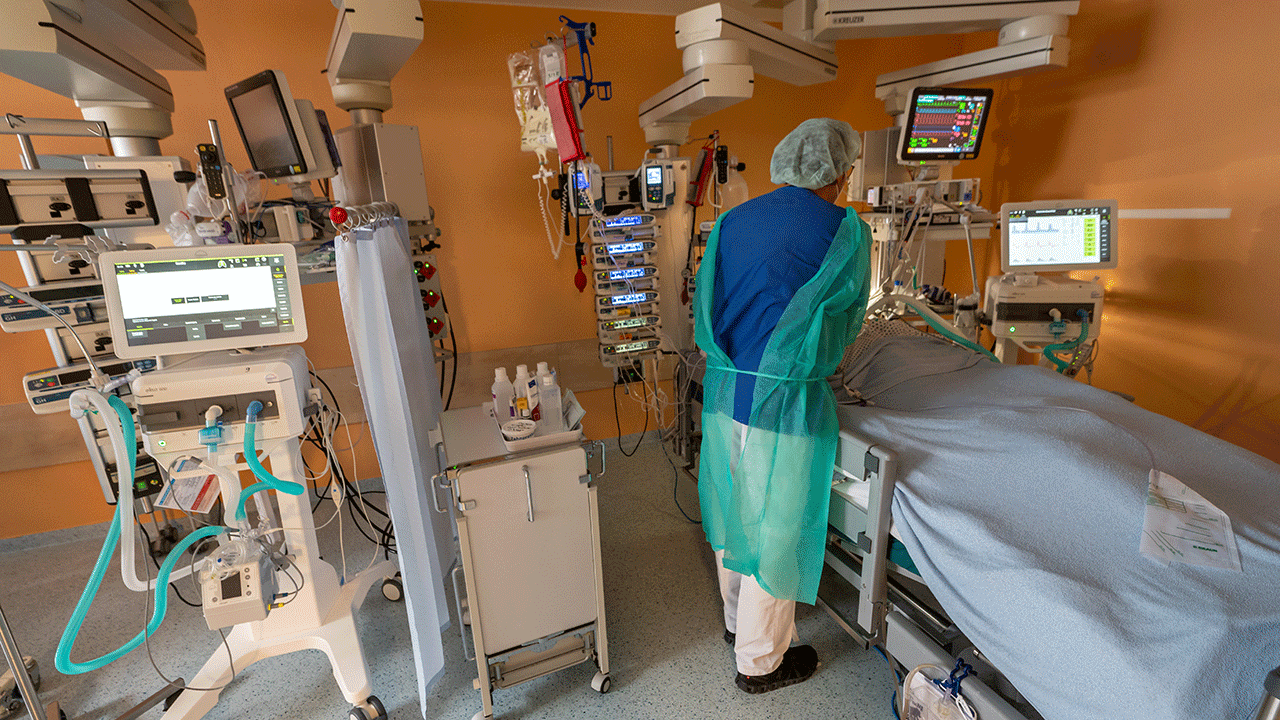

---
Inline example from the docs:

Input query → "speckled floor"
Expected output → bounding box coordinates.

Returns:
[0,437,897,720]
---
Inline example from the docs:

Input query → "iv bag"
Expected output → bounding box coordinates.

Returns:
[507,50,556,161]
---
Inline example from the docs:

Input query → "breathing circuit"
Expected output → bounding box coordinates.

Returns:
[56,395,303,674]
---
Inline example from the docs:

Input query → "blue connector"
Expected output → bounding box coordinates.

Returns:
[199,423,223,452]
[246,400,263,423]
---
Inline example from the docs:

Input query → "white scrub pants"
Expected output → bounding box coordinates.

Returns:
[717,419,799,677]
[716,549,799,676]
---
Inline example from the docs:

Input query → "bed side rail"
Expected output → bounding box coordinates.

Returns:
[834,428,896,645]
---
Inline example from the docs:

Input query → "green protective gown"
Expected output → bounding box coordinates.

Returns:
[694,206,871,604]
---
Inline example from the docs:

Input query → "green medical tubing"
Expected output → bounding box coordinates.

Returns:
[1042,311,1090,372]
[56,395,225,675]
[235,400,304,522]
[897,297,1000,363]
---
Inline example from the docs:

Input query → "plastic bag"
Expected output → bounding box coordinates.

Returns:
[508,50,556,162]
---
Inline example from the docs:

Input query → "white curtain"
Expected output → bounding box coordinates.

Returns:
[336,217,453,716]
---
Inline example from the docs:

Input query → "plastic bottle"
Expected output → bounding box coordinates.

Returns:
[513,365,540,421]
[491,368,515,424]
[539,373,564,434]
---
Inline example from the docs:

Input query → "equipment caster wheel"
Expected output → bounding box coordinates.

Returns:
[470,711,492,720]
[349,694,387,720]
[591,672,611,693]
[381,576,403,602]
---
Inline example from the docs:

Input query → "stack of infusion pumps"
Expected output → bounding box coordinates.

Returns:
[582,157,691,370]
[592,213,663,367]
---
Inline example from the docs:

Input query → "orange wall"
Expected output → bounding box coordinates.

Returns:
[7,0,1272,538]
[0,2,963,537]
[971,0,1280,460]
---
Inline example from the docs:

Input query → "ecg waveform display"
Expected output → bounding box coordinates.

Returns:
[1007,207,1112,268]
[902,90,992,160]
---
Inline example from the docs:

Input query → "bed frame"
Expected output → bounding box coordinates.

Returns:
[818,425,1035,720]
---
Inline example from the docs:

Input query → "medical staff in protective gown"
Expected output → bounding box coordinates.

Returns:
[693,118,870,694]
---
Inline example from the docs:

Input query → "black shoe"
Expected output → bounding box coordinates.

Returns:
[724,629,735,646]
[734,645,819,694]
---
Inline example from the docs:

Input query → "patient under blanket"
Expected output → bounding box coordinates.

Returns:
[833,333,1280,720]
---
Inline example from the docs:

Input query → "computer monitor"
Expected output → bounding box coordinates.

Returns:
[896,87,993,165]
[1001,199,1119,274]
[99,244,308,360]
[225,69,336,184]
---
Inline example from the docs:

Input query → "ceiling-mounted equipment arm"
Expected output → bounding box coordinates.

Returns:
[800,0,1079,115]
[639,2,837,147]
[324,0,424,123]
[0,0,205,156]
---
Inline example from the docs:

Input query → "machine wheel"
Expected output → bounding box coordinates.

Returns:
[366,695,387,720]
[591,672,611,694]
[470,711,491,720]
[348,706,369,720]
[381,577,404,602]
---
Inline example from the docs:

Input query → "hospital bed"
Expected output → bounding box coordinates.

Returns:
[815,325,1280,720]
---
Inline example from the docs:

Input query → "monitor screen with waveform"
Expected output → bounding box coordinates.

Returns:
[899,87,994,164]
[1001,200,1119,273]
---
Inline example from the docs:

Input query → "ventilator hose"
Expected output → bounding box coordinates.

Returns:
[1041,310,1090,372]
[56,395,225,674]
[235,400,305,522]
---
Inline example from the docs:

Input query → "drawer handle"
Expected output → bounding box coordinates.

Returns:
[523,465,534,523]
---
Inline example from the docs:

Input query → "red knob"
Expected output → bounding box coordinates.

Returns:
[329,206,348,224]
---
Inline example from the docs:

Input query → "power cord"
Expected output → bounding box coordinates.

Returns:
[612,380,648,457]
[658,438,701,524]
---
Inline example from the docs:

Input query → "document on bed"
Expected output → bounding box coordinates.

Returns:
[1140,470,1242,572]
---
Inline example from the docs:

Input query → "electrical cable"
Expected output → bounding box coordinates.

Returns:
[873,645,905,720]
[0,278,103,384]
[658,438,701,524]
[441,293,458,410]
[612,380,648,457]
[136,521,200,608]
[139,530,236,693]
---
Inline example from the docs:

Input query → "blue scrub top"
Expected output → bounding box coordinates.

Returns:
[710,185,847,423]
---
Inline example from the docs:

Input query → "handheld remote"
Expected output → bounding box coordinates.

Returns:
[197,143,226,199]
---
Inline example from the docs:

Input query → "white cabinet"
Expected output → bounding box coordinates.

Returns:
[437,406,610,720]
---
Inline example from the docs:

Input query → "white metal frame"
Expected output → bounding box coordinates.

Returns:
[819,426,1030,720]
[158,437,394,720]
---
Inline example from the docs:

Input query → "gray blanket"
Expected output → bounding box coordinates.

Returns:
[835,336,1280,720]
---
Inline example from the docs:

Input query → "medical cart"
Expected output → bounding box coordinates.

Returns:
[435,405,610,720]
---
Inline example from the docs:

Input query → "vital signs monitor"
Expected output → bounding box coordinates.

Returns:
[99,244,308,359]
[1001,199,1119,273]
[897,87,993,165]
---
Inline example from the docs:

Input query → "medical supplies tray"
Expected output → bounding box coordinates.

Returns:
[484,402,584,453]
